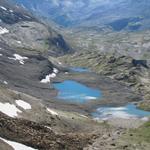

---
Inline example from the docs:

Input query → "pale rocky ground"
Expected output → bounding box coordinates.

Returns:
[0,0,150,150]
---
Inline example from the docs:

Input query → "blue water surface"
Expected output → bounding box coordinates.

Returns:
[93,104,150,119]
[53,80,101,103]
[124,104,150,117]
[70,67,90,73]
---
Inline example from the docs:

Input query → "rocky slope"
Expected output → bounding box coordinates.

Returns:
[11,0,150,62]
[0,1,94,149]
[0,0,71,56]
[0,0,70,102]
[0,1,125,150]
[0,112,91,150]
[63,28,150,60]
[0,0,150,150]
[13,0,150,31]
[59,51,150,102]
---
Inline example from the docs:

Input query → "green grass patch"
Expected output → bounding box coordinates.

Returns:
[122,121,150,144]
[138,102,150,111]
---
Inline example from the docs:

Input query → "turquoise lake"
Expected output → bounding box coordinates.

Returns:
[53,80,101,104]
[70,67,90,73]
[92,104,150,120]
[53,67,150,119]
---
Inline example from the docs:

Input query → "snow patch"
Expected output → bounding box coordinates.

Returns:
[58,94,97,101]
[3,81,8,85]
[107,111,137,119]
[0,6,7,11]
[95,107,137,120]
[9,9,13,13]
[49,73,56,78]
[53,68,59,73]
[40,74,52,83]
[0,102,21,117]
[0,137,37,150]
[79,114,88,118]
[40,68,59,83]
[8,54,28,65]
[16,100,31,110]
[16,41,22,44]
[85,96,97,100]
[45,126,52,130]
[47,108,58,115]
[65,72,69,74]
[141,117,149,121]
[94,104,150,121]
[109,107,127,111]
[24,15,31,19]
[0,26,9,35]
[0,53,3,56]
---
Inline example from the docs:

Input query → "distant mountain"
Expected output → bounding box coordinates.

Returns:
[1,0,71,55]
[0,1,95,149]
[0,0,71,102]
[12,0,150,31]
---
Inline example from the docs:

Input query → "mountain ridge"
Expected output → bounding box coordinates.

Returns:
[12,0,150,31]
[0,1,150,150]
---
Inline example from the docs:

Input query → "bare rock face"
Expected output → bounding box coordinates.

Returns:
[0,1,91,149]
[1,21,51,53]
[0,0,72,103]
[0,112,91,150]
[1,21,71,55]
[13,0,150,31]
[0,0,71,56]
[60,51,150,100]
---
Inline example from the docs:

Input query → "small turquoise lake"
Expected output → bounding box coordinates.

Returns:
[92,104,150,120]
[53,80,101,104]
[53,67,150,119]
[70,67,90,73]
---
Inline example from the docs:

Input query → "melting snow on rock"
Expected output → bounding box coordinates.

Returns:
[0,26,9,35]
[40,68,58,83]
[0,102,21,117]
[93,104,150,120]
[0,137,37,150]
[16,100,31,110]
[47,108,58,115]
[8,54,28,65]
[0,6,7,11]
[3,81,8,85]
